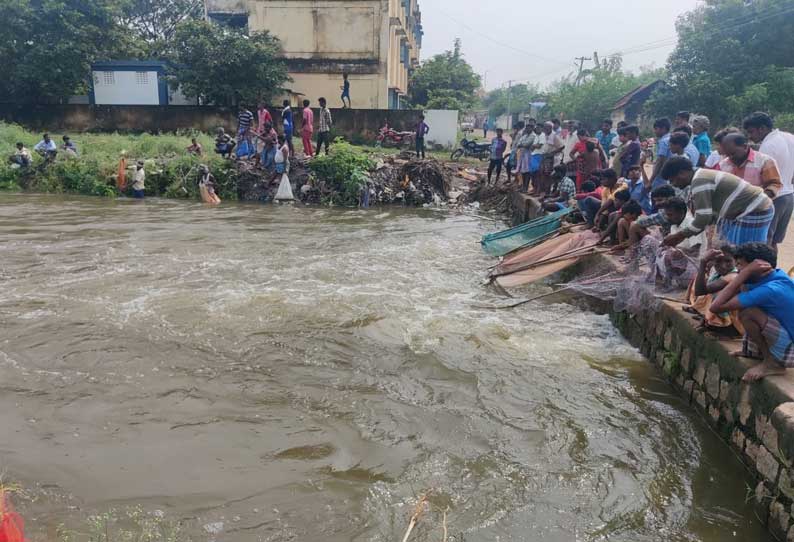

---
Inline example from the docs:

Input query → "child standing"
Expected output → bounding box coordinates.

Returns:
[487,128,507,184]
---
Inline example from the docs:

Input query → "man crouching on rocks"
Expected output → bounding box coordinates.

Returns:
[710,243,794,382]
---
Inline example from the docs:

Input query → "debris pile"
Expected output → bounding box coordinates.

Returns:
[228,151,509,215]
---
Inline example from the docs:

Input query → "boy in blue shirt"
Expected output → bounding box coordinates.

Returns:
[710,243,794,382]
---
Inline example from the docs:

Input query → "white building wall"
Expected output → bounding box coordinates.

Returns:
[424,109,458,149]
[92,70,160,105]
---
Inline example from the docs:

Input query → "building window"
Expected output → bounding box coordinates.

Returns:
[135,72,149,85]
[103,71,115,85]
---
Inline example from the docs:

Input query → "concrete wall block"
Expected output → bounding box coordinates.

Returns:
[693,359,708,386]
[756,481,773,525]
[757,415,783,463]
[705,363,721,400]
[738,384,753,427]
[779,469,794,500]
[758,445,782,485]
[655,318,666,338]
[694,388,707,410]
[770,500,791,541]
[655,350,666,367]
[732,427,746,453]
[773,403,794,468]
[709,404,720,424]
[746,439,761,469]
[663,329,673,350]
[719,379,732,403]
[675,373,685,390]
[682,380,695,403]
[681,348,693,374]
[722,404,736,426]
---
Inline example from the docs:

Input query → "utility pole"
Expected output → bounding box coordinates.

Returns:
[574,56,591,86]
[506,80,513,129]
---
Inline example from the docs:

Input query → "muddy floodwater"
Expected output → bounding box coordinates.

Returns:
[0,194,770,541]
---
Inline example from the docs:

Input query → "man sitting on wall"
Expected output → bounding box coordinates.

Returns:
[710,243,794,382]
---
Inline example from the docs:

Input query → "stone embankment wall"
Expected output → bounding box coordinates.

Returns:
[596,258,794,541]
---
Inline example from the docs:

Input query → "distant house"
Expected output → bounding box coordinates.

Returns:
[611,80,666,126]
[90,61,196,106]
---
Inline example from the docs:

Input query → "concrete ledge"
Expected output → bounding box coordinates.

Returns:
[565,253,794,540]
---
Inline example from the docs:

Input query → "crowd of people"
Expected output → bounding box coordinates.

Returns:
[218,97,335,166]
[492,110,794,382]
[8,133,78,168]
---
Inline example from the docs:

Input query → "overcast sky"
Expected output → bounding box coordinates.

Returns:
[420,0,702,90]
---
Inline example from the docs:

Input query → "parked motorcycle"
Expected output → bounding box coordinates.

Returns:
[375,126,415,148]
[450,138,491,161]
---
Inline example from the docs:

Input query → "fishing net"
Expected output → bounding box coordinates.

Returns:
[550,232,700,316]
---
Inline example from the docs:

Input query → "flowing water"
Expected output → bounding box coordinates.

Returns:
[0,194,770,542]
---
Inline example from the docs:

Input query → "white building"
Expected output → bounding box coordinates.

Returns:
[90,61,195,106]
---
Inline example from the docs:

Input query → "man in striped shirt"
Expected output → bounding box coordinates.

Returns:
[237,106,255,151]
[661,156,774,248]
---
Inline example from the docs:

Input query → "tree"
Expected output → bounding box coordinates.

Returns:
[409,39,481,110]
[0,0,138,102]
[544,57,662,129]
[646,0,794,125]
[482,84,541,118]
[170,20,290,106]
[118,0,204,57]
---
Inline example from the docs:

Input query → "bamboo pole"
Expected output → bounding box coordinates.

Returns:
[491,243,605,279]
[401,495,429,542]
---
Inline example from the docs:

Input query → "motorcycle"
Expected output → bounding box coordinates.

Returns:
[375,126,415,148]
[450,138,491,161]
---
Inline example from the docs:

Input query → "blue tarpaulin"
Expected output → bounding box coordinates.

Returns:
[481,208,572,257]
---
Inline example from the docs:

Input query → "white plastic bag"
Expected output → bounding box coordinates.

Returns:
[274,173,294,201]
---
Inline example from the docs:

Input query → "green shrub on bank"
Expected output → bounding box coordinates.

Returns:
[309,141,374,205]
[0,122,238,200]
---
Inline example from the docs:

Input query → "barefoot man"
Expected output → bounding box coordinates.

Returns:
[709,243,794,382]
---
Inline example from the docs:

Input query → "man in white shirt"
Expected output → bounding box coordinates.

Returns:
[562,120,579,166]
[132,160,146,199]
[744,112,794,247]
[33,133,57,161]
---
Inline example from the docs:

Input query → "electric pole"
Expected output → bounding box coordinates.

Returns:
[574,56,591,86]
[506,80,513,129]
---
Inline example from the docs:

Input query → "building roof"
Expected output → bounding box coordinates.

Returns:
[612,80,665,111]
[91,60,169,70]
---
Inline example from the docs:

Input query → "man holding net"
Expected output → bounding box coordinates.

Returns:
[660,156,775,248]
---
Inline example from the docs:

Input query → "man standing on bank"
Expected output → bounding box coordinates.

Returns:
[317,97,333,156]
[743,112,794,249]
[301,99,314,158]
[415,114,429,159]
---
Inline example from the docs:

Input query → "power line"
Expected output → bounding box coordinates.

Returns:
[433,7,575,68]
[491,2,794,88]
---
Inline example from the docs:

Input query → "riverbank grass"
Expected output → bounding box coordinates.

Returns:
[0,123,237,199]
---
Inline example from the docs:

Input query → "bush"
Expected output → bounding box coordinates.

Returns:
[308,141,374,205]
[0,122,237,200]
